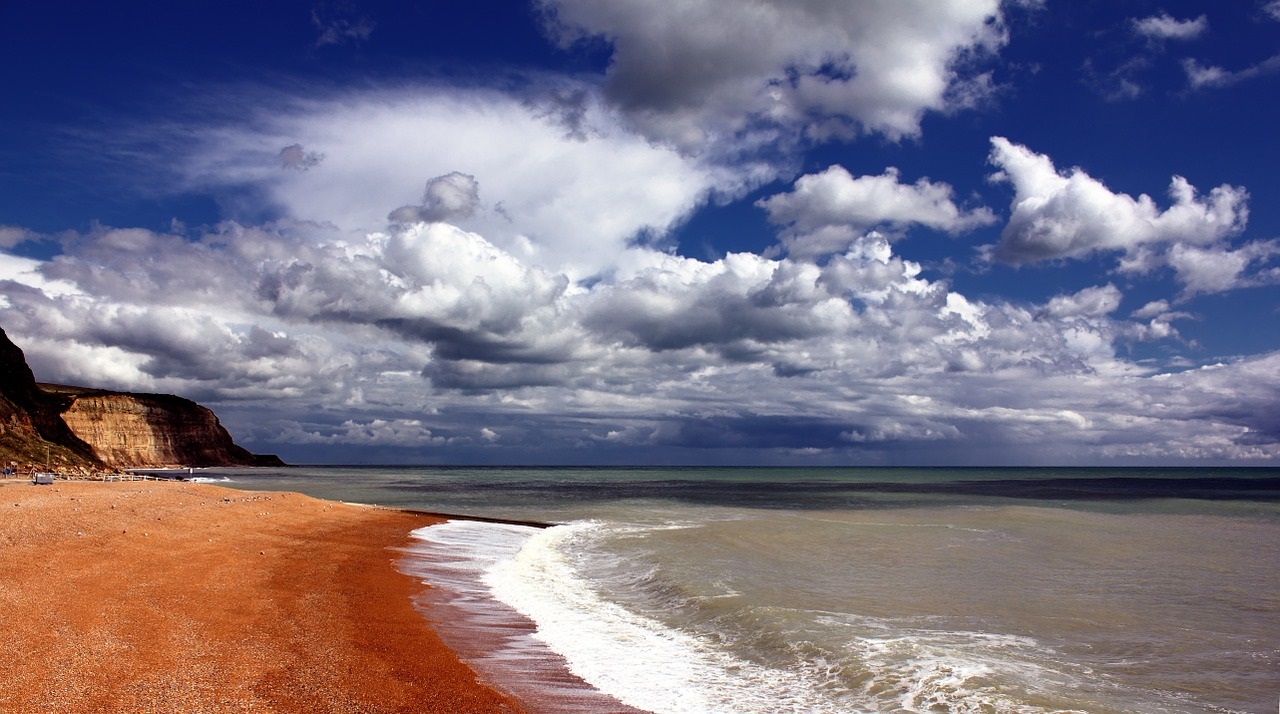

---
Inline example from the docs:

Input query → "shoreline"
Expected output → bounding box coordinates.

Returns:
[0,480,526,713]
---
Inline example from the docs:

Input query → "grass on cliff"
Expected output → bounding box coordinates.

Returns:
[0,431,98,473]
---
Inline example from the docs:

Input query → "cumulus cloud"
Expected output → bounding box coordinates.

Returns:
[987,137,1250,268]
[758,165,997,258]
[537,0,1012,148]
[1121,299,1190,342]
[1132,13,1208,41]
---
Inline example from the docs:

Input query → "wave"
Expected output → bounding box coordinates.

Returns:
[482,520,1097,714]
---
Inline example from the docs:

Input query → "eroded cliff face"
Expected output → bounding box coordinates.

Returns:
[0,328,100,471]
[1,326,283,471]
[55,390,283,469]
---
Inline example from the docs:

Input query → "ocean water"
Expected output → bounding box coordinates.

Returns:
[197,466,1280,713]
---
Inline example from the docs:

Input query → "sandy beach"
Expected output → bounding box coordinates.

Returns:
[0,480,524,713]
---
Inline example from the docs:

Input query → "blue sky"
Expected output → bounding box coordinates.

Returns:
[2,0,1279,465]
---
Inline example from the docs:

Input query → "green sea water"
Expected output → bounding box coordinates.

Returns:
[194,466,1280,713]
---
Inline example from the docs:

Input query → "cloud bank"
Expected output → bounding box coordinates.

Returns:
[4,210,1278,463]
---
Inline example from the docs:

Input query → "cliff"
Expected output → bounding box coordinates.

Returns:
[0,329,101,472]
[48,386,285,469]
[0,327,283,471]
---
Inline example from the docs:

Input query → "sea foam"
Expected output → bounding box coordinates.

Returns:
[402,521,650,713]
[484,521,875,714]
[412,519,1104,714]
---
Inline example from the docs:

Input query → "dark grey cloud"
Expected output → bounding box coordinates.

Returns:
[4,203,1279,464]
[583,288,826,353]
[422,360,576,393]
[665,415,853,450]
[279,144,324,171]
[388,172,482,224]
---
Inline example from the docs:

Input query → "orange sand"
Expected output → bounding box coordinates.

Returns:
[0,480,524,713]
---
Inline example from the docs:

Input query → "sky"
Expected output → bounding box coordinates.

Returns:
[1,0,1279,466]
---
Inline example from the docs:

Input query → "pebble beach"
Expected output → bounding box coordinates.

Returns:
[0,480,523,713]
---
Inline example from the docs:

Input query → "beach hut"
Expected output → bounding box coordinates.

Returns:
[33,473,55,485]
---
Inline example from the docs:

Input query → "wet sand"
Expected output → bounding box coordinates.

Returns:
[0,480,524,713]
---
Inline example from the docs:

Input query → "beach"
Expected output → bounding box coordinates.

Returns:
[0,480,523,713]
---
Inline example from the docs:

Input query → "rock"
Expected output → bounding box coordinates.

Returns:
[53,388,285,469]
[0,327,100,470]
[0,327,285,470]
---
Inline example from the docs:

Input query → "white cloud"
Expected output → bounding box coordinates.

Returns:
[1266,0,1280,22]
[1125,300,1194,342]
[1182,54,1280,89]
[987,137,1249,265]
[1041,284,1123,319]
[1133,13,1208,41]
[0,253,82,299]
[1168,240,1280,296]
[757,165,996,258]
[176,85,741,279]
[1182,59,1233,89]
[1131,300,1172,320]
[537,0,1011,147]
[986,138,1280,298]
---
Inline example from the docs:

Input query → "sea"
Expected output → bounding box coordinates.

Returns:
[187,466,1280,714]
